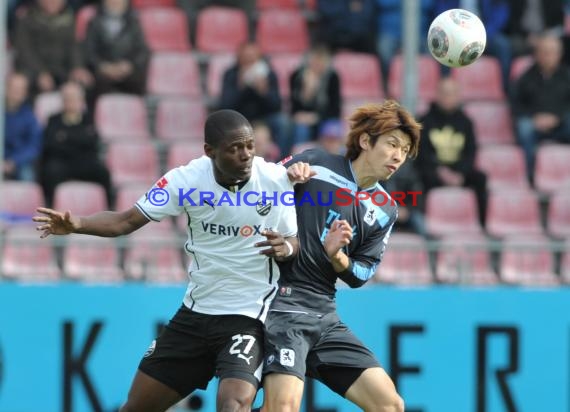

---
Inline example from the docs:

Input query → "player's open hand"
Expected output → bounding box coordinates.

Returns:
[254,230,291,260]
[287,162,316,184]
[324,220,352,258]
[32,207,79,238]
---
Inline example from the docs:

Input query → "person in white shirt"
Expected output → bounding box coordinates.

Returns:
[33,109,306,412]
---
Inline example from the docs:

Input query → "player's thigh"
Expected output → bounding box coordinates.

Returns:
[262,373,305,412]
[344,367,404,412]
[120,370,182,412]
[137,306,216,400]
[213,315,266,407]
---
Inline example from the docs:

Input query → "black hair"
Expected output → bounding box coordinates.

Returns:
[204,110,252,147]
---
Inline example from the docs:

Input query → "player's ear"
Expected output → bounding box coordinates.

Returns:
[204,143,215,159]
[359,133,370,151]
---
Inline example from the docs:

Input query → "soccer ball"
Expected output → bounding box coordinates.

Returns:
[427,9,486,68]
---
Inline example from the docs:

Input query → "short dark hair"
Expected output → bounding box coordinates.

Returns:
[204,110,252,147]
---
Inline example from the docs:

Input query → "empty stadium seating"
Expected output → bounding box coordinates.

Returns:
[463,101,515,145]
[373,233,432,285]
[333,52,383,99]
[139,8,190,52]
[547,190,570,239]
[1,227,61,282]
[196,7,249,53]
[95,94,150,141]
[388,54,440,102]
[499,235,559,286]
[475,145,529,190]
[257,10,309,54]
[451,56,504,101]
[435,234,497,285]
[132,0,176,8]
[167,141,205,170]
[257,0,299,10]
[155,98,206,141]
[53,181,107,216]
[268,53,303,99]
[106,141,160,186]
[486,190,543,238]
[63,235,124,282]
[146,52,202,97]
[425,187,483,237]
[1,181,44,224]
[206,53,236,100]
[534,144,570,194]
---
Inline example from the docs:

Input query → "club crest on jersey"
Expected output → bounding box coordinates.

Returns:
[280,348,295,367]
[364,207,376,226]
[144,340,156,358]
[256,200,272,216]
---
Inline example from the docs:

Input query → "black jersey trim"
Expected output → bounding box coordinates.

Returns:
[135,202,160,222]
[256,286,277,320]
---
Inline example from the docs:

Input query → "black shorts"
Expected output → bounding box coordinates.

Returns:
[263,309,380,396]
[139,305,264,397]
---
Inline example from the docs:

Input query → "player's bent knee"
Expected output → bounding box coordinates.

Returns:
[377,395,404,412]
[218,391,256,412]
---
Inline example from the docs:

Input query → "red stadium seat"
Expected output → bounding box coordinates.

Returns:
[106,141,159,186]
[0,181,44,225]
[75,4,97,41]
[53,181,107,215]
[257,10,309,54]
[268,53,303,98]
[534,144,570,194]
[257,0,299,9]
[132,0,176,8]
[206,53,236,99]
[1,227,61,282]
[435,234,497,285]
[509,55,533,82]
[95,94,150,141]
[475,145,529,190]
[425,187,483,237]
[388,54,440,101]
[115,184,151,211]
[560,239,570,284]
[463,101,515,145]
[499,235,559,286]
[373,233,432,285]
[63,235,124,282]
[139,8,190,52]
[546,190,570,239]
[196,7,248,53]
[333,52,383,99]
[124,228,187,283]
[155,98,206,141]
[451,56,504,101]
[486,189,543,238]
[167,141,205,170]
[146,52,201,97]
[34,91,62,126]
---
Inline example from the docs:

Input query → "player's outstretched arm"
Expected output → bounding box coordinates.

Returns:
[33,206,149,239]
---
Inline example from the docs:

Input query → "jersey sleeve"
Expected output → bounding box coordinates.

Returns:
[135,167,188,222]
[336,212,397,288]
[278,148,326,167]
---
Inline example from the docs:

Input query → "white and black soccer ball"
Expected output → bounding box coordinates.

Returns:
[427,9,487,68]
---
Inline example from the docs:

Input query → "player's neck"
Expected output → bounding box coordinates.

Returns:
[350,157,377,189]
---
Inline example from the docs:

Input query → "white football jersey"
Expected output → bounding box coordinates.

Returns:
[135,156,297,322]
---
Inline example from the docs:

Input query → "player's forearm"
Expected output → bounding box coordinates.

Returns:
[331,252,372,288]
[329,249,350,273]
[75,211,138,237]
[275,236,299,262]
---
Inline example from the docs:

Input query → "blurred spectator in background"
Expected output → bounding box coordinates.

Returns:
[83,0,149,103]
[316,119,346,155]
[316,0,377,53]
[4,72,42,182]
[219,42,288,157]
[376,0,434,91]
[13,0,93,95]
[417,77,488,226]
[252,121,280,162]
[511,34,570,182]
[40,82,113,207]
[289,46,341,156]
[504,0,564,57]
[433,0,512,92]
[383,160,426,236]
